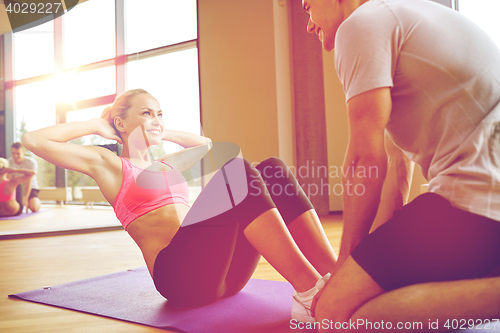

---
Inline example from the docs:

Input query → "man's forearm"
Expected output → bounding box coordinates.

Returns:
[371,153,414,232]
[337,155,387,265]
[23,180,32,203]
[23,178,31,208]
[337,86,393,268]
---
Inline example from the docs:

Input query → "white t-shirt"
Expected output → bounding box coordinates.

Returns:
[335,0,500,221]
[8,156,39,190]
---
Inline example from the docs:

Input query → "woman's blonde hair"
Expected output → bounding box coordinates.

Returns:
[0,158,8,170]
[101,89,152,138]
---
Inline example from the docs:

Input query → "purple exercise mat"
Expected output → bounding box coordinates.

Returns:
[9,267,314,333]
[0,208,47,220]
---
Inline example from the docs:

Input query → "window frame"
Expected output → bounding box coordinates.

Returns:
[2,0,200,202]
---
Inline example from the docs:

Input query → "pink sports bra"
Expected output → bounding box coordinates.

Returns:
[112,157,190,230]
[0,180,16,203]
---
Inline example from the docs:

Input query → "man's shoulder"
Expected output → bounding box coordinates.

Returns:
[7,157,19,167]
[338,0,398,42]
[17,156,37,168]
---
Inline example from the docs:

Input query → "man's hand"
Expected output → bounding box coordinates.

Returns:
[370,133,415,232]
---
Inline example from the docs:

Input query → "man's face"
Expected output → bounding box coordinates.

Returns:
[303,0,342,52]
[11,148,25,164]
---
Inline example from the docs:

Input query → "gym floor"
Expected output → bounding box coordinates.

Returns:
[0,205,342,333]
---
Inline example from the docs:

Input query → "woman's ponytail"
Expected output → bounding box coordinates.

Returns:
[101,105,114,121]
[101,105,120,137]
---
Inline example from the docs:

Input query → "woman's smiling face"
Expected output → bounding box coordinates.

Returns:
[118,94,164,147]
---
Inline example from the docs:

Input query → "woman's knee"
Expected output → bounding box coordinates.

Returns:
[223,157,288,180]
[255,156,286,173]
[256,157,296,183]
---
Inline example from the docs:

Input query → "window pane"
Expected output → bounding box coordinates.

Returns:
[127,48,201,200]
[459,0,500,48]
[125,0,197,54]
[15,80,56,134]
[15,80,57,188]
[32,155,55,188]
[13,20,54,80]
[127,48,200,150]
[66,104,111,122]
[66,104,116,146]
[66,104,116,204]
[63,0,115,68]
[56,66,116,103]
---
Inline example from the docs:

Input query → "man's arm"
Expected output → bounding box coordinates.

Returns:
[370,132,415,232]
[22,179,32,210]
[335,87,392,270]
[23,158,38,211]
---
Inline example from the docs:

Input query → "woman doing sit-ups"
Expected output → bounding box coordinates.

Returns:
[0,158,35,217]
[23,89,337,322]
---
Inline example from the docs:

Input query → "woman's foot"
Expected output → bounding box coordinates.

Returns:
[292,273,331,322]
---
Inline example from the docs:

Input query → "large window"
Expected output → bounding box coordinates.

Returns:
[127,48,201,157]
[124,0,197,54]
[13,20,54,80]
[13,79,57,188]
[63,0,116,69]
[55,66,116,103]
[5,0,200,204]
[459,0,500,48]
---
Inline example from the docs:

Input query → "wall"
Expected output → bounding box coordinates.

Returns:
[198,0,428,212]
[198,0,281,165]
[198,0,334,214]
[273,0,295,168]
[322,49,348,211]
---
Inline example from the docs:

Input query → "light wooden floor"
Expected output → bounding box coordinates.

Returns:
[0,205,342,333]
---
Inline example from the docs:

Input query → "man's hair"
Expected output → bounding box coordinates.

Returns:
[11,142,23,150]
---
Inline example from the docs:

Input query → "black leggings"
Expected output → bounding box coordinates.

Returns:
[153,157,314,307]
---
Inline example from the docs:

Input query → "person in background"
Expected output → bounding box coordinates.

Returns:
[0,158,35,217]
[8,142,41,213]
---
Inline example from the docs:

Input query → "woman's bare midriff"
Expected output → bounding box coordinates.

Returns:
[126,203,191,277]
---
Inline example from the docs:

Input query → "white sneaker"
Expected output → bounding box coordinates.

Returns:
[291,273,331,323]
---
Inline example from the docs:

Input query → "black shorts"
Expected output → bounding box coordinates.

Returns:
[351,193,500,291]
[29,189,39,199]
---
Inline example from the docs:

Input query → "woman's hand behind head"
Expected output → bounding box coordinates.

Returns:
[92,118,123,145]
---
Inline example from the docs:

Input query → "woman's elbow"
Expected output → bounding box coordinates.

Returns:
[21,132,36,151]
